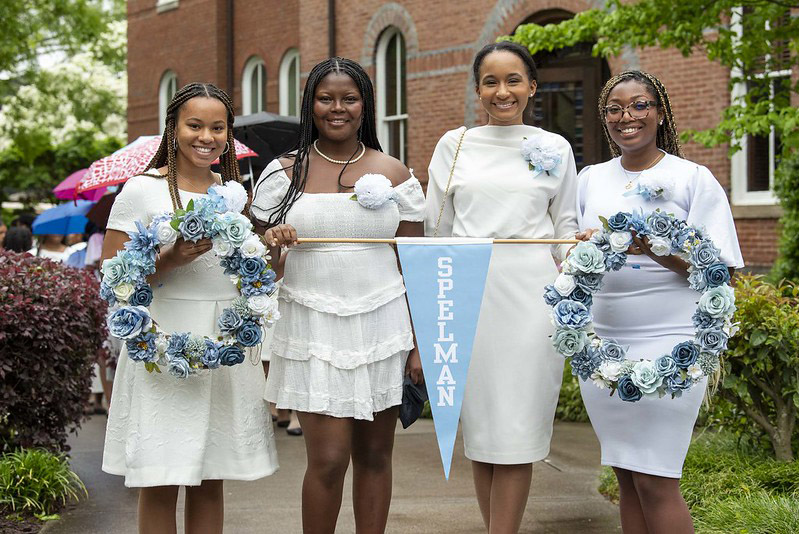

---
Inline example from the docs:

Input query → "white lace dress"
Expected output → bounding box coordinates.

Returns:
[102,173,279,488]
[250,159,425,420]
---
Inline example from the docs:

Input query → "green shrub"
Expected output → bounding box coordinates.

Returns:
[772,150,799,282]
[0,448,86,518]
[693,492,799,534]
[556,366,589,422]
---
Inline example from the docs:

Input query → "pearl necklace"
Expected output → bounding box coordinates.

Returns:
[313,140,366,165]
[621,152,665,190]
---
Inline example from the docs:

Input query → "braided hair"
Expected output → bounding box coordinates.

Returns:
[144,82,242,210]
[257,57,382,228]
[597,70,682,159]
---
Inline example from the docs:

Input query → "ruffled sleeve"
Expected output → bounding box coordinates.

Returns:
[686,165,745,268]
[250,159,291,225]
[393,173,425,222]
[106,175,148,233]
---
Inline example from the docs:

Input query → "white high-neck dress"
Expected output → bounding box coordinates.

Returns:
[425,125,579,464]
[577,154,744,477]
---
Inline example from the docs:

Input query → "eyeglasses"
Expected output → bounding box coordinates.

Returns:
[604,100,658,123]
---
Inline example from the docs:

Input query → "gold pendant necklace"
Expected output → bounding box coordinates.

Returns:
[622,152,665,190]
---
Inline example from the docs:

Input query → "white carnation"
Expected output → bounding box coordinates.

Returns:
[353,174,395,209]
[113,282,135,303]
[591,371,611,390]
[648,236,672,257]
[212,236,234,257]
[214,181,248,213]
[599,361,623,382]
[609,231,633,253]
[156,221,178,247]
[553,273,576,296]
[239,234,266,258]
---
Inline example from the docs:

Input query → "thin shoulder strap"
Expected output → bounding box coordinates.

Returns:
[433,128,467,237]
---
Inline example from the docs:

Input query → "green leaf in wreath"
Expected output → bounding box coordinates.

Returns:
[598,215,610,231]
[350,194,358,201]
[186,199,195,211]
[145,362,156,373]
[170,219,180,231]
[175,208,186,217]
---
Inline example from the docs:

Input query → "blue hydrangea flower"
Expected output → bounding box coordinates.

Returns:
[569,349,597,381]
[126,332,157,362]
[166,332,190,359]
[220,250,243,276]
[604,252,627,271]
[628,209,649,235]
[202,339,222,369]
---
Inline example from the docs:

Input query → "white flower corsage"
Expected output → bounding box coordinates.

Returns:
[521,135,562,176]
[624,168,675,201]
[350,174,395,209]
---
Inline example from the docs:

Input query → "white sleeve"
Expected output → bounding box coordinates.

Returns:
[250,159,291,225]
[575,164,592,231]
[548,142,580,261]
[424,127,465,237]
[106,176,148,233]
[394,174,426,222]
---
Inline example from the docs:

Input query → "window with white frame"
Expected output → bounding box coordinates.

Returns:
[156,0,179,13]
[279,49,301,117]
[242,56,266,115]
[376,28,407,163]
[730,8,790,206]
[158,71,178,134]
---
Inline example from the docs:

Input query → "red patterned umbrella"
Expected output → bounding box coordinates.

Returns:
[76,135,258,194]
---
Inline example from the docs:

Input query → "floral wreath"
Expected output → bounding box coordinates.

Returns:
[544,209,737,402]
[100,181,280,379]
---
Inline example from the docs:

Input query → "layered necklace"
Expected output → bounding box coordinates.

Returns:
[313,140,366,164]
[621,151,665,190]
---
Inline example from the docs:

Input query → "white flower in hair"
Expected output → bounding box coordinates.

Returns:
[352,174,395,209]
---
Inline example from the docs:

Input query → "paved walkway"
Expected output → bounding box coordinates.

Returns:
[44,416,620,533]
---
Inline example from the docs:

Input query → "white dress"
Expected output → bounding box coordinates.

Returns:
[577,154,744,477]
[425,125,579,464]
[102,173,279,488]
[250,159,426,421]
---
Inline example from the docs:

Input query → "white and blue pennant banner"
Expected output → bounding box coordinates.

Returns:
[396,237,493,479]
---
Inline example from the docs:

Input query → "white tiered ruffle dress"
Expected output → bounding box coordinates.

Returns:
[250,160,426,421]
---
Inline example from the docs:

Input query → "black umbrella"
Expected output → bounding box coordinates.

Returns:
[233,112,300,190]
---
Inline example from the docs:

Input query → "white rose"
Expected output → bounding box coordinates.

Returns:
[239,234,266,258]
[212,236,234,257]
[553,273,576,296]
[687,364,703,379]
[599,360,623,382]
[156,221,178,247]
[609,231,633,253]
[246,295,272,316]
[113,282,135,303]
[648,236,672,257]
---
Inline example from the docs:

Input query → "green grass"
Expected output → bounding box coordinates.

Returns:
[0,448,86,519]
[598,432,799,533]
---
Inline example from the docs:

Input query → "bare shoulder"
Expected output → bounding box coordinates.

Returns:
[365,150,411,186]
[278,154,297,178]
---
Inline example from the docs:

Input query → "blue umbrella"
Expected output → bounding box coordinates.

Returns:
[32,200,94,235]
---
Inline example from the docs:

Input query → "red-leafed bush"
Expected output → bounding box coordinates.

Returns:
[0,250,107,451]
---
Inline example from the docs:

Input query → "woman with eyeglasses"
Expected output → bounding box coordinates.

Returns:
[576,71,743,533]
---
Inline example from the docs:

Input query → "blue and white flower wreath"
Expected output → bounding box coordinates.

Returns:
[100,181,280,379]
[544,209,737,402]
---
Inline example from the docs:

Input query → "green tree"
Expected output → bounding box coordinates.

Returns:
[509,0,799,279]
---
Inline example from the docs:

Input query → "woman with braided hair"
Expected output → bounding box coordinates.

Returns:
[250,57,424,533]
[101,82,278,533]
[576,71,743,533]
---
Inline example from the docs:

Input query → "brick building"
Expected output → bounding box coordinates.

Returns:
[127,0,784,269]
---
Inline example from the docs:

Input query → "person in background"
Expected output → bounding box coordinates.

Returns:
[2,226,33,253]
[34,234,69,262]
[0,222,7,247]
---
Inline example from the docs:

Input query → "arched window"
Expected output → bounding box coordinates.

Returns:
[279,49,301,117]
[158,70,178,134]
[242,56,266,115]
[376,28,407,163]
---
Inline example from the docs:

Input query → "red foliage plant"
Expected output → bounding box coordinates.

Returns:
[0,250,107,451]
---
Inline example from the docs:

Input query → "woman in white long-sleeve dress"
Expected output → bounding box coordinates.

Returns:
[576,71,744,534]
[250,57,424,534]
[102,83,278,534]
[425,42,579,533]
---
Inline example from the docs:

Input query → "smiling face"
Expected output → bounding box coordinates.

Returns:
[476,50,536,126]
[312,72,364,142]
[174,96,228,169]
[604,80,664,156]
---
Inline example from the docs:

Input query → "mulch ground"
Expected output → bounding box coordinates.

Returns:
[0,515,43,533]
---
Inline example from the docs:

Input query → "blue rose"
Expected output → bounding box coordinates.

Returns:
[166,332,190,358]
[569,286,593,307]
[692,310,722,330]
[220,250,243,275]
[99,282,117,306]
[616,376,643,402]
[129,284,154,307]
[696,328,728,355]
[574,273,604,293]
[202,340,222,369]
[566,242,606,274]
[690,240,721,268]
[629,210,649,235]
[703,262,730,287]
[607,212,632,232]
[671,341,700,367]
[654,355,678,377]
[569,348,600,381]
[598,339,626,362]
[236,320,263,347]
[589,232,612,252]
[698,285,736,318]
[552,300,591,329]
[125,221,160,262]
[646,211,674,238]
[239,257,267,281]
[178,211,206,242]
[168,355,191,379]
[219,344,246,366]
[543,285,564,306]
[126,332,157,362]
[107,306,152,340]
[101,253,134,287]
[665,374,693,397]
[688,269,708,291]
[552,328,589,357]
[217,308,244,334]
[604,252,627,271]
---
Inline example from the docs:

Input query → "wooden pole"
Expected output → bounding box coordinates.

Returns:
[294,238,580,244]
